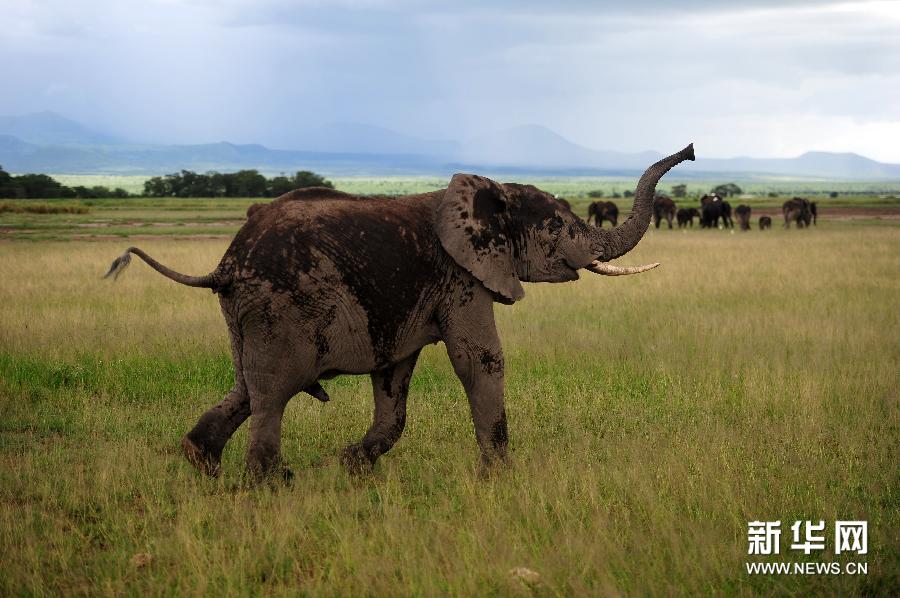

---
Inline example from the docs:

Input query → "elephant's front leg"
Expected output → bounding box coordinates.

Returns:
[442,300,509,469]
[340,351,420,474]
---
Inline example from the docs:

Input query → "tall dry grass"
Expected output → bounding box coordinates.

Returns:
[0,224,897,595]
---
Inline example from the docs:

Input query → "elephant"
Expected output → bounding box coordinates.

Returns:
[587,200,619,227]
[759,216,772,230]
[104,144,695,481]
[783,197,817,228]
[653,194,677,229]
[700,194,733,229]
[734,204,752,231]
[676,207,699,228]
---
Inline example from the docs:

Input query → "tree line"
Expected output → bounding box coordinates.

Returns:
[0,164,334,199]
[0,165,130,199]
[142,170,333,197]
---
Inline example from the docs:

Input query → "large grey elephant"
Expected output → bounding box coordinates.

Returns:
[105,145,695,480]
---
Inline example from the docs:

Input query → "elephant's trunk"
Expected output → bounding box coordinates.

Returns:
[586,144,694,261]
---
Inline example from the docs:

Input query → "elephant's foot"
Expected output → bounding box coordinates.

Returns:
[242,460,294,486]
[477,451,511,479]
[181,435,222,478]
[340,443,376,475]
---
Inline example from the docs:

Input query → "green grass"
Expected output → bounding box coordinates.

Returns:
[2,191,898,242]
[45,173,900,200]
[0,209,898,594]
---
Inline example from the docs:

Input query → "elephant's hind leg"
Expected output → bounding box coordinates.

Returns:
[243,371,300,483]
[182,327,251,477]
[182,385,250,477]
[341,351,420,474]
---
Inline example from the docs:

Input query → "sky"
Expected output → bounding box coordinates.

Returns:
[3,0,900,161]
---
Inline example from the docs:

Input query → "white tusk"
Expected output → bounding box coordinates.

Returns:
[586,261,660,276]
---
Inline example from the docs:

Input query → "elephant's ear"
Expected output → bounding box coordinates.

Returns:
[435,173,525,304]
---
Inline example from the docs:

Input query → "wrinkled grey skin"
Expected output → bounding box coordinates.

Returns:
[106,145,694,481]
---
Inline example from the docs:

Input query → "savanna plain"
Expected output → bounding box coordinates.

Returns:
[0,187,898,595]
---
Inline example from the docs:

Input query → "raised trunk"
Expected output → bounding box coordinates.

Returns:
[587,144,694,261]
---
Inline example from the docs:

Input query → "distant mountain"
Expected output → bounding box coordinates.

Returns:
[1,111,898,179]
[0,111,123,146]
[0,135,445,175]
[290,122,458,156]
[681,151,900,180]
[460,124,662,171]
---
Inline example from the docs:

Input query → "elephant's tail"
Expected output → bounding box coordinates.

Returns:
[103,246,230,290]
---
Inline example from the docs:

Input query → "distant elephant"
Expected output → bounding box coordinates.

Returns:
[759,216,772,230]
[676,207,699,228]
[105,145,696,480]
[734,204,752,230]
[587,200,619,227]
[653,194,677,229]
[783,197,817,228]
[700,194,733,229]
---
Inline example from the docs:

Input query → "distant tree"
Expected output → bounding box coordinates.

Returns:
[671,184,687,198]
[611,192,622,198]
[829,191,839,198]
[587,190,604,198]
[144,176,169,197]
[712,183,742,197]
[229,170,268,197]
[142,168,332,197]
[623,190,634,198]
[207,172,228,197]
[0,165,17,198]
[14,174,71,198]
[768,192,779,198]
[267,176,295,197]
[292,170,333,189]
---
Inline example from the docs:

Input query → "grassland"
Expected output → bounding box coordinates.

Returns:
[0,199,898,595]
[46,173,900,199]
[1,191,899,242]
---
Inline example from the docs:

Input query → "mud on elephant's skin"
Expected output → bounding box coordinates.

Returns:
[104,145,696,481]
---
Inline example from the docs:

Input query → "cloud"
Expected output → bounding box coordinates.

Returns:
[1,0,897,160]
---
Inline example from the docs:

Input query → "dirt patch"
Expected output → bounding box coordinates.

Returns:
[75,220,243,228]
[751,207,900,220]
[70,234,232,240]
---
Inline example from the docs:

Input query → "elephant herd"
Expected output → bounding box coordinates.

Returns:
[587,195,818,231]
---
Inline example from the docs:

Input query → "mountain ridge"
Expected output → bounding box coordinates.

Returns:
[1,111,898,180]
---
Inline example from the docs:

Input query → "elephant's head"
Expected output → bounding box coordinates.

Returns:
[434,144,695,303]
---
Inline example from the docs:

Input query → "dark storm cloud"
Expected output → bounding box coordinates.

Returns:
[2,0,898,160]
